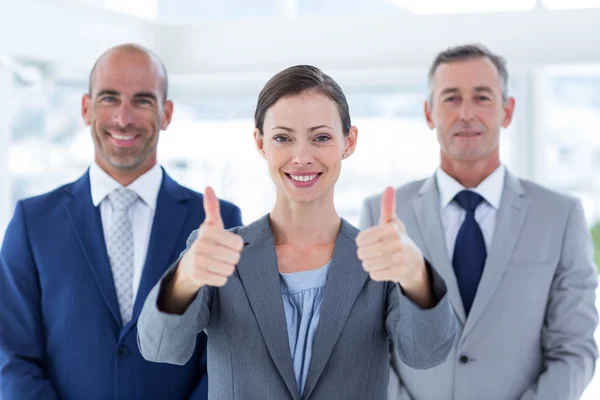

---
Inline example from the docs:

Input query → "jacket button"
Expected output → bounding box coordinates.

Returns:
[459,355,469,364]
[117,346,129,359]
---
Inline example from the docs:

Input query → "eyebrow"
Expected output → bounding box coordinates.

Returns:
[271,125,334,132]
[440,88,459,97]
[95,89,120,98]
[474,86,496,98]
[94,90,158,102]
[439,86,496,98]
[134,92,158,102]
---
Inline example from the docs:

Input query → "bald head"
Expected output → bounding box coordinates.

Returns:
[82,44,174,186]
[88,44,168,101]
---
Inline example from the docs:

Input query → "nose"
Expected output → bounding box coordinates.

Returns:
[113,103,135,128]
[459,102,476,122]
[291,141,314,165]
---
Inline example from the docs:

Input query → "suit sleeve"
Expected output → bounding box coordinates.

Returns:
[138,229,214,366]
[358,196,378,230]
[385,264,457,369]
[183,200,241,398]
[0,202,60,400]
[518,199,599,400]
[388,360,416,400]
[365,192,423,399]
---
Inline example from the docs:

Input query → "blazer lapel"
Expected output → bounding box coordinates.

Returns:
[462,171,528,338]
[126,172,190,334]
[64,171,122,327]
[412,176,467,324]
[301,220,369,400]
[235,216,300,400]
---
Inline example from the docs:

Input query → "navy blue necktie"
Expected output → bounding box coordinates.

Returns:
[452,190,486,316]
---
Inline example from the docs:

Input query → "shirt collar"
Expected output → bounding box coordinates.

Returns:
[89,162,163,210]
[435,164,505,211]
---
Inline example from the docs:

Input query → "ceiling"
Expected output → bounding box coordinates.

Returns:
[74,0,600,24]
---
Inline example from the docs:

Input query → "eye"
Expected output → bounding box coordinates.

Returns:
[314,134,331,142]
[100,95,116,103]
[443,96,458,103]
[476,95,491,102]
[136,98,152,105]
[273,135,290,143]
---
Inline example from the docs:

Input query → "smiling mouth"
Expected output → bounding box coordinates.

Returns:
[105,131,141,149]
[286,173,322,182]
[107,132,137,140]
[454,131,482,137]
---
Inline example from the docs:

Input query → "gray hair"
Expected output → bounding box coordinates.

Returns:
[427,44,509,104]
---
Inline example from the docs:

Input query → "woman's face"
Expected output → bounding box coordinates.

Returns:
[255,91,357,204]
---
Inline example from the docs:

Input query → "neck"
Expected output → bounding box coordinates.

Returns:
[440,153,500,188]
[95,157,156,186]
[269,190,340,246]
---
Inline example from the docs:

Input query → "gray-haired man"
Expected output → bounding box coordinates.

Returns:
[359,44,598,400]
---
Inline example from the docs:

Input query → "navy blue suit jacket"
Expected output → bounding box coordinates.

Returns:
[0,170,242,400]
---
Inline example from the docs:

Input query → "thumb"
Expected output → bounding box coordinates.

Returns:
[202,186,224,229]
[379,186,396,225]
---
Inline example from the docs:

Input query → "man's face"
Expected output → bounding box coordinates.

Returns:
[82,50,173,176]
[425,57,515,164]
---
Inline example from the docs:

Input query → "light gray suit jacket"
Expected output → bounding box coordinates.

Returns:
[359,170,599,400]
[137,215,458,400]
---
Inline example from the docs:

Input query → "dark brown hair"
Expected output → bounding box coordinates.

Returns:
[254,65,351,135]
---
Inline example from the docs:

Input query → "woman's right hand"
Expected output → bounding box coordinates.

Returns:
[164,187,244,312]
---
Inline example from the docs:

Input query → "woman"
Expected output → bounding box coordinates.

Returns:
[138,65,457,400]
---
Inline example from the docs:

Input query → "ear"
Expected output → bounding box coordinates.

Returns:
[160,100,174,130]
[342,126,358,159]
[501,97,516,128]
[254,129,266,159]
[424,100,435,130]
[82,94,92,126]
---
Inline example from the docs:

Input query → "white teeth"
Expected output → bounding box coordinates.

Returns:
[290,174,318,182]
[112,134,134,140]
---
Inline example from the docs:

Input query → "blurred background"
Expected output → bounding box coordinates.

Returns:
[2,0,600,396]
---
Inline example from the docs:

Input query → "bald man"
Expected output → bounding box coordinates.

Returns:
[0,44,243,400]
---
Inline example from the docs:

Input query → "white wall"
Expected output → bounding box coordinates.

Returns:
[156,9,600,75]
[1,0,600,225]
[0,65,12,242]
[0,0,157,71]
[3,2,600,79]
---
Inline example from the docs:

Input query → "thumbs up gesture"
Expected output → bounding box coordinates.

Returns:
[356,187,431,301]
[176,187,244,290]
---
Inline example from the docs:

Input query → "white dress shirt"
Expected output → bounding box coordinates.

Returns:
[89,162,163,304]
[435,165,505,260]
